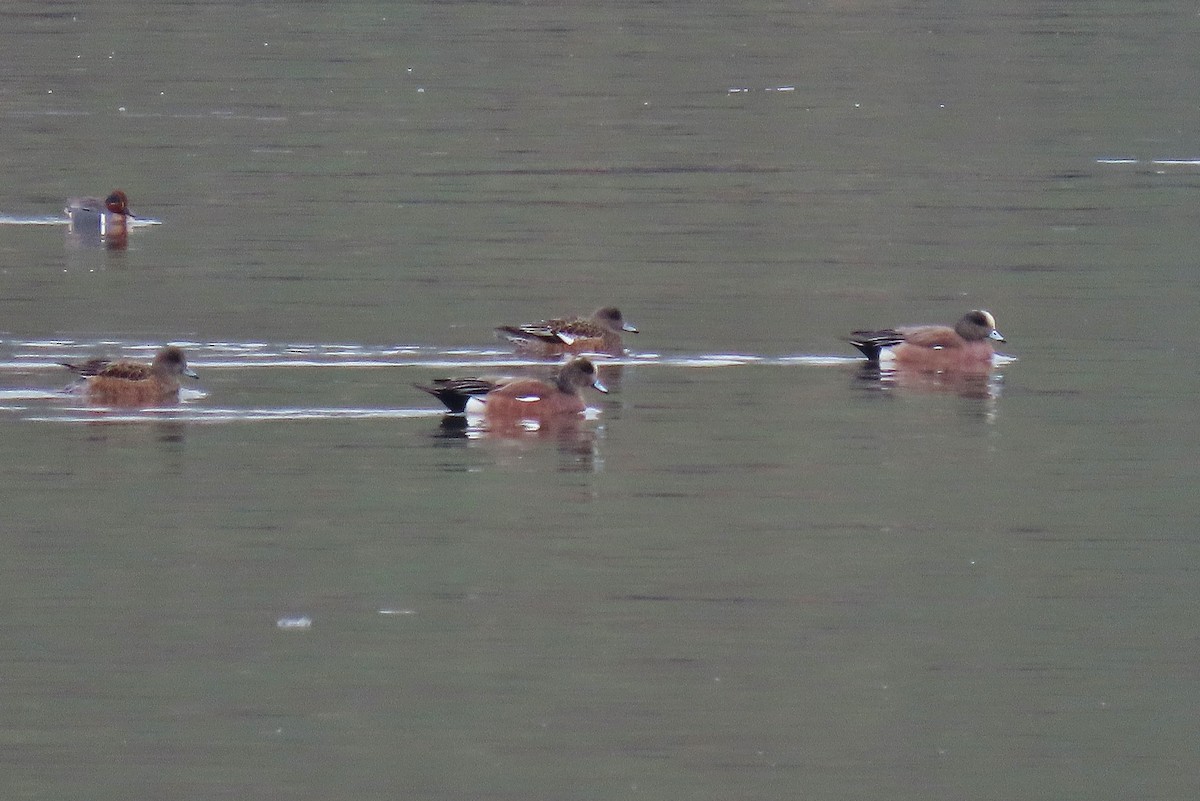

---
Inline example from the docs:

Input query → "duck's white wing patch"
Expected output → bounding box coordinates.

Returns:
[519,324,556,338]
[515,394,541,403]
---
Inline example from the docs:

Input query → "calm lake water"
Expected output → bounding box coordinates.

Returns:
[2,1,1198,799]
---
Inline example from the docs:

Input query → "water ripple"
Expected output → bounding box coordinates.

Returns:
[0,339,863,370]
[0,215,163,226]
[26,407,440,424]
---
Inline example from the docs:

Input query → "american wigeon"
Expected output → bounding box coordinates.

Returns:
[496,306,638,357]
[848,310,1006,369]
[416,357,608,420]
[64,345,199,406]
[65,190,136,238]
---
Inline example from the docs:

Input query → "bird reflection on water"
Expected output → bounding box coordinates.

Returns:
[851,362,1005,423]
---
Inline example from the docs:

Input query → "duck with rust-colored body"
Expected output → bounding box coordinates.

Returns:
[416,357,607,421]
[848,310,1006,370]
[63,345,199,406]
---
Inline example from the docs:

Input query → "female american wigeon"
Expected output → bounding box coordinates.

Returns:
[65,190,136,238]
[496,306,638,357]
[63,345,199,406]
[416,357,608,420]
[848,310,1006,369]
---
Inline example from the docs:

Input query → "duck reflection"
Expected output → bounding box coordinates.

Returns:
[853,362,1002,399]
[79,417,189,446]
[426,410,605,471]
[65,223,128,250]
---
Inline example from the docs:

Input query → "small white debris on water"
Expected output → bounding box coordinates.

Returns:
[276,616,312,630]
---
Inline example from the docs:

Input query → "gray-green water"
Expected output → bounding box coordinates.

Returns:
[2,2,1197,799]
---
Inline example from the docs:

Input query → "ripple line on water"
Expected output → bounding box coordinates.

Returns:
[26,407,441,424]
[0,338,924,371]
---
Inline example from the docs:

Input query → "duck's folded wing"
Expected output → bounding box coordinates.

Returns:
[61,358,153,379]
[415,377,502,413]
[97,361,155,380]
[897,325,961,350]
[553,320,603,344]
[496,322,561,343]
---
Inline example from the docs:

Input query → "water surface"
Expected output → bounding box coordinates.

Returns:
[1,1,1198,799]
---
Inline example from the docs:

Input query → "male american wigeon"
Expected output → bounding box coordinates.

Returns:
[65,190,136,238]
[496,306,638,357]
[416,357,608,420]
[848,310,1006,369]
[63,345,199,406]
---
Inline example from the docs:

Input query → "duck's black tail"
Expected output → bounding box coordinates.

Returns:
[847,329,904,362]
[414,378,497,414]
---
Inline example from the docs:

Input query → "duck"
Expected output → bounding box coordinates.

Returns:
[416,357,607,421]
[496,306,638,357]
[848,310,1006,369]
[63,345,199,406]
[64,190,136,238]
